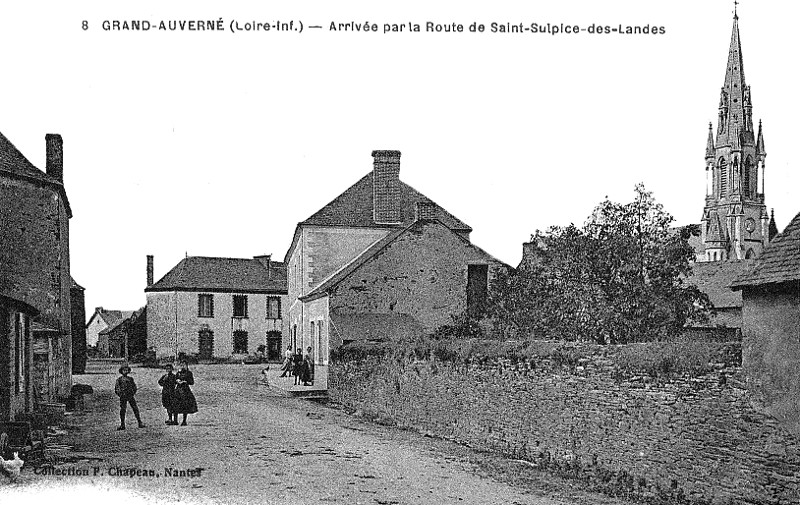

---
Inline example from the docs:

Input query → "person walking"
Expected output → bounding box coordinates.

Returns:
[158,364,178,425]
[279,345,293,378]
[173,361,198,426]
[115,365,145,430]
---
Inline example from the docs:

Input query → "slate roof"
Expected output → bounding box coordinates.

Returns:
[99,307,145,335]
[688,260,753,309]
[97,310,135,328]
[146,256,287,294]
[302,220,498,302]
[0,130,72,217]
[301,172,472,232]
[731,211,800,288]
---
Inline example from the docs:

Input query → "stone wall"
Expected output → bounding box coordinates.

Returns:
[741,282,800,435]
[329,345,800,505]
[329,221,504,333]
[0,175,72,399]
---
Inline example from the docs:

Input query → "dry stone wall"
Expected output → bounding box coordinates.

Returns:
[329,345,800,505]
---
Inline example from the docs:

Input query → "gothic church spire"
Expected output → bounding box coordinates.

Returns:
[716,13,754,147]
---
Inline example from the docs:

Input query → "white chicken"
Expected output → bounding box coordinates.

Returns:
[0,452,24,481]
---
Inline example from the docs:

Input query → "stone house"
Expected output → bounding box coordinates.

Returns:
[285,150,505,368]
[86,307,134,353]
[97,307,147,359]
[0,131,73,402]
[0,293,37,422]
[145,255,287,361]
[731,210,800,431]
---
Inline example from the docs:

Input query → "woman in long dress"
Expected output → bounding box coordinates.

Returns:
[173,361,198,426]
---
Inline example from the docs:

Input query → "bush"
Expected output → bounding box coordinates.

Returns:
[614,340,740,379]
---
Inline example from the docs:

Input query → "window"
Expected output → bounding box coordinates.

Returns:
[317,320,325,364]
[266,297,281,319]
[233,330,248,354]
[744,156,753,197]
[15,313,25,394]
[467,264,489,318]
[198,294,214,318]
[233,295,248,318]
[718,157,728,196]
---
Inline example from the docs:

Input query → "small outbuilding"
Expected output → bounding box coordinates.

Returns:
[731,210,800,431]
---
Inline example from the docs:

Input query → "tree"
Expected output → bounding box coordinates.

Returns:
[489,184,711,344]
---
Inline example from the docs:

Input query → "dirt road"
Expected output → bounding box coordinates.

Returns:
[5,364,634,505]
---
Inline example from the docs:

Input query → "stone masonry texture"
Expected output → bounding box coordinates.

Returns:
[330,344,800,505]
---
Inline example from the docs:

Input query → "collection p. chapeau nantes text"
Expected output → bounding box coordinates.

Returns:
[33,465,205,478]
[93,19,666,36]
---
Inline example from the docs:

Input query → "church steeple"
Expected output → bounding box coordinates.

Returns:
[700,9,769,262]
[716,13,754,147]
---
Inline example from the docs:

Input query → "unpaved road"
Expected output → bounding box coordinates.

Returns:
[5,364,635,505]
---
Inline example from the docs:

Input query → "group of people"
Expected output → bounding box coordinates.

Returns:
[278,346,315,386]
[114,361,198,430]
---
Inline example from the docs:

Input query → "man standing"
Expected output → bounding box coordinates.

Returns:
[115,365,145,430]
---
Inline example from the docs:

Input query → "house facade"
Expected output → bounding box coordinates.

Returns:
[146,255,287,361]
[285,150,504,369]
[0,293,36,422]
[0,131,73,402]
[97,307,147,359]
[731,211,800,432]
[86,307,134,355]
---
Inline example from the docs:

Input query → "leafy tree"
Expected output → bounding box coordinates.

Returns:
[489,184,711,344]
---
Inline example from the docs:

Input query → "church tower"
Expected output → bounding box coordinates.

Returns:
[701,11,769,262]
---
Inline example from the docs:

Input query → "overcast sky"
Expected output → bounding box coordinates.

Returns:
[2,1,798,319]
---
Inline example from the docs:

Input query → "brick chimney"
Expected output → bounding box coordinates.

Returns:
[147,255,154,287]
[414,200,438,221]
[372,150,402,224]
[45,134,63,182]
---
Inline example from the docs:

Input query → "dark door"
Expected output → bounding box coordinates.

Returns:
[266,331,282,362]
[198,330,214,360]
[467,264,489,318]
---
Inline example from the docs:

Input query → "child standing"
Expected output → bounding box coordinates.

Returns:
[158,364,178,425]
[115,365,145,430]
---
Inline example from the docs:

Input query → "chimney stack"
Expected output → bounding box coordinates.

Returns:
[414,200,438,221]
[254,254,272,278]
[45,134,63,182]
[372,150,402,224]
[147,255,154,287]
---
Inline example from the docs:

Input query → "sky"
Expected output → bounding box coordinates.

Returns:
[1,0,798,321]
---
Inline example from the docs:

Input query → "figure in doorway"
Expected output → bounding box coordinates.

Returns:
[292,348,304,386]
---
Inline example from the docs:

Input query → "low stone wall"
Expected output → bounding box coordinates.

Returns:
[329,345,800,504]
